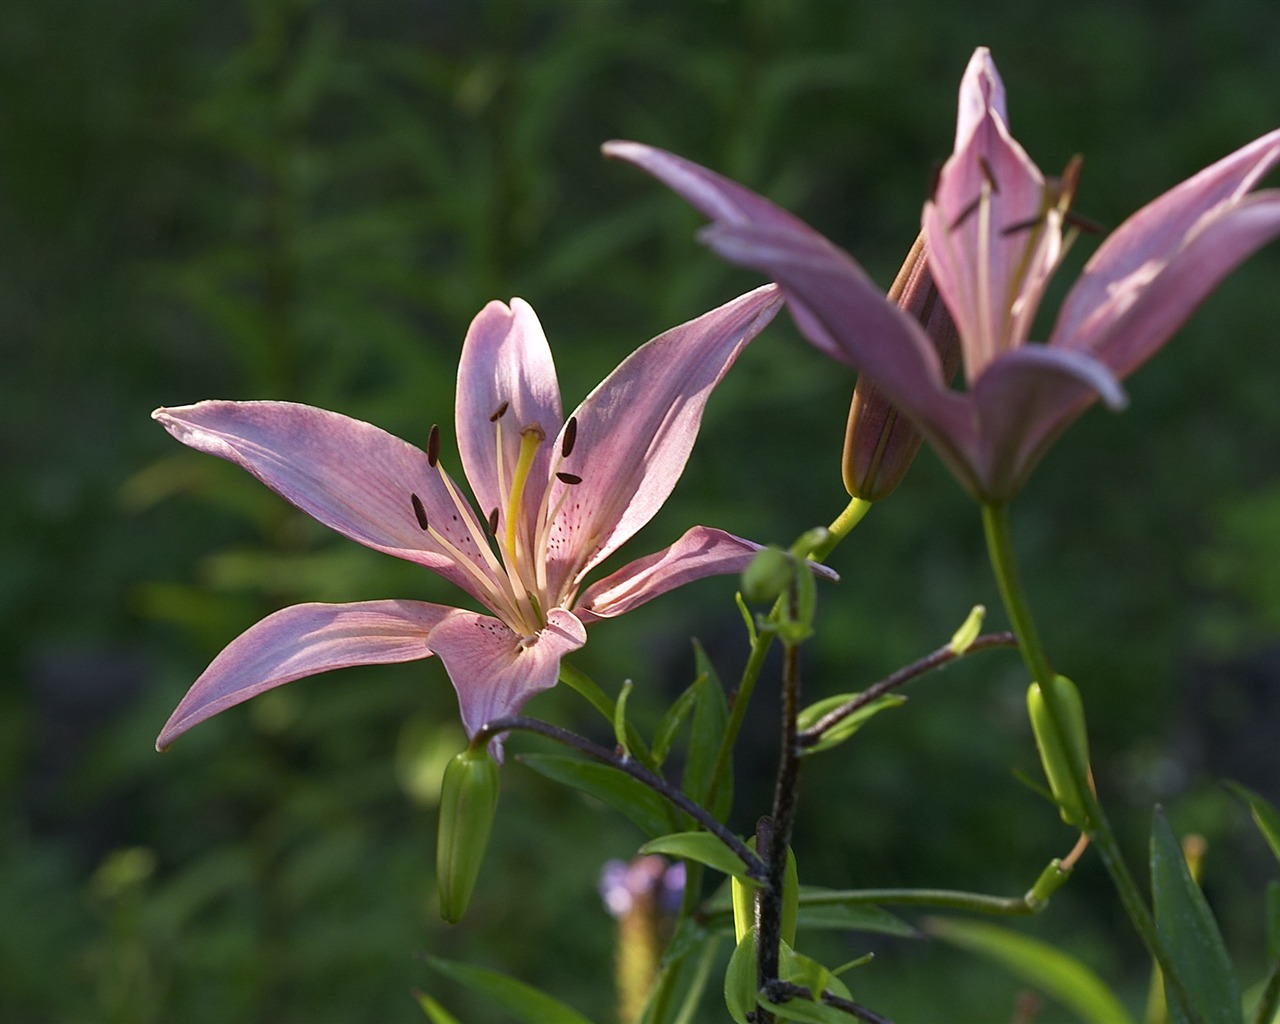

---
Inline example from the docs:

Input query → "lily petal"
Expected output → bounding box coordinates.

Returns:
[425,608,587,756]
[971,344,1127,502]
[574,525,836,623]
[702,221,979,488]
[156,600,452,750]
[602,140,814,233]
[542,285,782,592]
[1054,127,1280,365]
[925,52,1057,381]
[456,299,563,546]
[152,401,502,609]
[954,47,1007,154]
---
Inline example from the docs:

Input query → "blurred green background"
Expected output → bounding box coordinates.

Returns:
[3,0,1280,1020]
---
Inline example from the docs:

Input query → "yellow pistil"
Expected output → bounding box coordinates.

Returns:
[505,425,545,562]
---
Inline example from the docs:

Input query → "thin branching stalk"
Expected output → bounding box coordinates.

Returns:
[472,715,766,881]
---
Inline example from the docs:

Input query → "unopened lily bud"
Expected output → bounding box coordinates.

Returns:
[842,233,960,501]
[731,839,798,945]
[436,746,500,923]
[1026,674,1092,828]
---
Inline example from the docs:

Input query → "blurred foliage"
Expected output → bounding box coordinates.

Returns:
[2,0,1280,1020]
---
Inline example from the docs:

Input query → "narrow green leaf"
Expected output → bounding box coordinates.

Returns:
[762,945,855,1024]
[413,990,463,1024]
[422,957,595,1024]
[796,693,906,755]
[724,932,756,1024]
[761,995,852,1024]
[1226,782,1280,866]
[1151,807,1242,1024]
[794,901,917,939]
[684,640,731,819]
[926,916,1134,1024]
[640,832,756,883]
[652,679,700,768]
[518,753,673,837]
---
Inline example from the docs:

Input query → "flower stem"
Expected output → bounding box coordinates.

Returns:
[810,496,872,561]
[706,496,870,815]
[979,503,1203,1024]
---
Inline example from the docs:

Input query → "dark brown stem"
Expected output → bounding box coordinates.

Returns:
[472,715,766,882]
[798,632,1017,748]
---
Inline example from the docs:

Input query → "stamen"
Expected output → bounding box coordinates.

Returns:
[489,400,509,422]
[1000,213,1045,237]
[1064,210,1105,236]
[977,156,1000,192]
[405,488,521,621]
[487,507,499,535]
[427,424,440,467]
[556,472,582,485]
[949,195,983,232]
[411,493,430,531]
[561,416,578,458]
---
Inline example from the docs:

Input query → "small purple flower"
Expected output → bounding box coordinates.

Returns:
[153,288,809,754]
[606,48,1280,502]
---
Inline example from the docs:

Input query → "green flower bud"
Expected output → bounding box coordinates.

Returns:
[731,839,798,946]
[841,233,960,501]
[741,547,792,604]
[1026,674,1092,827]
[436,747,500,923]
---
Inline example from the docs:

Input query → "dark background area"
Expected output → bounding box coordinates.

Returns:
[2,1,1279,1020]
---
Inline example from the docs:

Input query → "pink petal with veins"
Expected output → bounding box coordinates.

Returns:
[156,600,452,750]
[542,284,782,593]
[425,608,587,758]
[152,402,501,608]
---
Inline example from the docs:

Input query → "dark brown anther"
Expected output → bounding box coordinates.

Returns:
[1000,213,1046,237]
[556,472,582,485]
[1064,210,1106,236]
[561,416,578,458]
[411,493,430,531]
[977,155,1000,192]
[427,424,440,467]
[489,400,509,422]
[487,507,499,534]
[949,194,983,232]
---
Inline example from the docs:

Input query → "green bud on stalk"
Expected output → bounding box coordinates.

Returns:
[436,746,500,923]
[741,547,792,604]
[1026,675,1092,828]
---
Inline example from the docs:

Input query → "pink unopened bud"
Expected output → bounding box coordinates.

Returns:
[841,233,960,501]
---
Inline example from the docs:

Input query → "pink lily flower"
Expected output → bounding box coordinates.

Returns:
[153,286,803,754]
[605,47,1280,502]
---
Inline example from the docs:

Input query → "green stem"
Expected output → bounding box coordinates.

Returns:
[705,496,870,815]
[979,503,1203,1024]
[810,496,872,561]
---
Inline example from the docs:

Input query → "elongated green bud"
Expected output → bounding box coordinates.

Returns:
[731,840,797,945]
[436,747,500,923]
[1026,674,1091,827]
[842,233,960,501]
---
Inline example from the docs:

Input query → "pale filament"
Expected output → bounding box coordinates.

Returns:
[412,492,523,625]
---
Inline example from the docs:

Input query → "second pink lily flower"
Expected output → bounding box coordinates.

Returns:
[607,47,1280,503]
